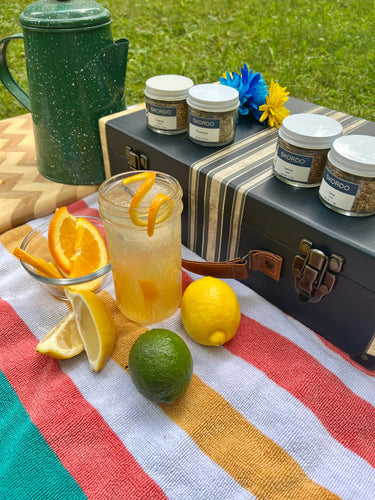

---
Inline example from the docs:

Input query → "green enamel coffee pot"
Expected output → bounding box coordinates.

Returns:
[0,0,128,185]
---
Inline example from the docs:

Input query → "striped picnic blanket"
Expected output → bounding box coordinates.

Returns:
[0,192,374,500]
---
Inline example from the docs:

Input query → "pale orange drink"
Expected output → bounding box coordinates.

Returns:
[98,171,183,324]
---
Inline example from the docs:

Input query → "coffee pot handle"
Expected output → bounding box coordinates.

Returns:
[0,34,31,111]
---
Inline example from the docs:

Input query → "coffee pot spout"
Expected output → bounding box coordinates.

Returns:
[96,38,129,108]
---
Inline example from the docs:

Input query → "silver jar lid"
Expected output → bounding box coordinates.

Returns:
[187,84,239,112]
[145,75,194,101]
[279,113,343,149]
[328,135,375,178]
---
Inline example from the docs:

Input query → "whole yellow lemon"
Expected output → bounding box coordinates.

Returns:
[181,277,241,346]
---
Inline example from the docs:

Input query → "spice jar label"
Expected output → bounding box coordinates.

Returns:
[319,166,359,210]
[147,103,178,130]
[273,145,314,182]
[189,114,221,143]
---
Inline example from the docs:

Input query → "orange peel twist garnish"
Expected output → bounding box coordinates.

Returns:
[147,193,174,237]
[13,247,63,279]
[122,172,173,237]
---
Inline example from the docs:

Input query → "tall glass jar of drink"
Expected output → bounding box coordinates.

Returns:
[98,171,183,324]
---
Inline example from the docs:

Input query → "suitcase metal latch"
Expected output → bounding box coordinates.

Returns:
[125,146,148,170]
[293,238,344,303]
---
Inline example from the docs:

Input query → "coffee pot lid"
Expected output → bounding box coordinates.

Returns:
[19,0,111,29]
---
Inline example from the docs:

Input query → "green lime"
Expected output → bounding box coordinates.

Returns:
[128,328,193,404]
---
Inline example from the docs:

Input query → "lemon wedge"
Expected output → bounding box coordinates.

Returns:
[36,311,84,359]
[65,289,116,371]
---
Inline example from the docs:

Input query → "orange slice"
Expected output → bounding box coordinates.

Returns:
[69,217,109,279]
[121,172,173,236]
[13,247,63,279]
[48,207,109,281]
[48,207,78,274]
[138,279,159,303]
[147,193,173,237]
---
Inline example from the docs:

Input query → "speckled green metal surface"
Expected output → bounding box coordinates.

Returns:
[0,0,128,185]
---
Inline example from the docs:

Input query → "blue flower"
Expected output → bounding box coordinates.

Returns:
[220,63,268,121]
[219,71,241,90]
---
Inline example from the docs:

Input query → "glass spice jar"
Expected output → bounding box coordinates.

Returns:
[187,84,239,147]
[145,74,194,135]
[318,135,375,217]
[273,113,343,187]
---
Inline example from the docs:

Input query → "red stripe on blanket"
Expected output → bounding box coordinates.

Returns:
[0,299,167,500]
[316,334,374,376]
[182,272,375,466]
[67,199,100,218]
[227,313,375,467]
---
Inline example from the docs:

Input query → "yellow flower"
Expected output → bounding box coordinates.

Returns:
[259,80,290,129]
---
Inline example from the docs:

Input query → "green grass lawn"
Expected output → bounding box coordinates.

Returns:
[0,0,374,121]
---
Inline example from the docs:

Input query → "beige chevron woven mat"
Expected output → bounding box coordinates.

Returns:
[0,114,97,234]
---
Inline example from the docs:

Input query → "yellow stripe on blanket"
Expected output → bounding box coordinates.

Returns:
[0,228,340,500]
[162,376,338,499]
[102,293,339,500]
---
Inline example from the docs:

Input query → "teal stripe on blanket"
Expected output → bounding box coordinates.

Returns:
[0,370,86,500]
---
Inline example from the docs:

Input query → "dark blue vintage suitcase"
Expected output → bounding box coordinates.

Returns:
[100,98,375,369]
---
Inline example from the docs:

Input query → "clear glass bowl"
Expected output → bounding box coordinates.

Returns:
[19,216,112,300]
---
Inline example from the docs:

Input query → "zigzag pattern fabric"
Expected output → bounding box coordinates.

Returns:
[0,114,97,233]
[0,192,374,499]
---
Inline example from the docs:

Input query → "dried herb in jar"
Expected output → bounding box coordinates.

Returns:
[146,97,188,132]
[188,106,237,145]
[318,135,375,217]
[145,75,193,135]
[321,162,375,215]
[273,113,343,188]
[187,84,239,147]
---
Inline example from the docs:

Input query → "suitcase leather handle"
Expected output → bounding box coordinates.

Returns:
[182,250,283,281]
